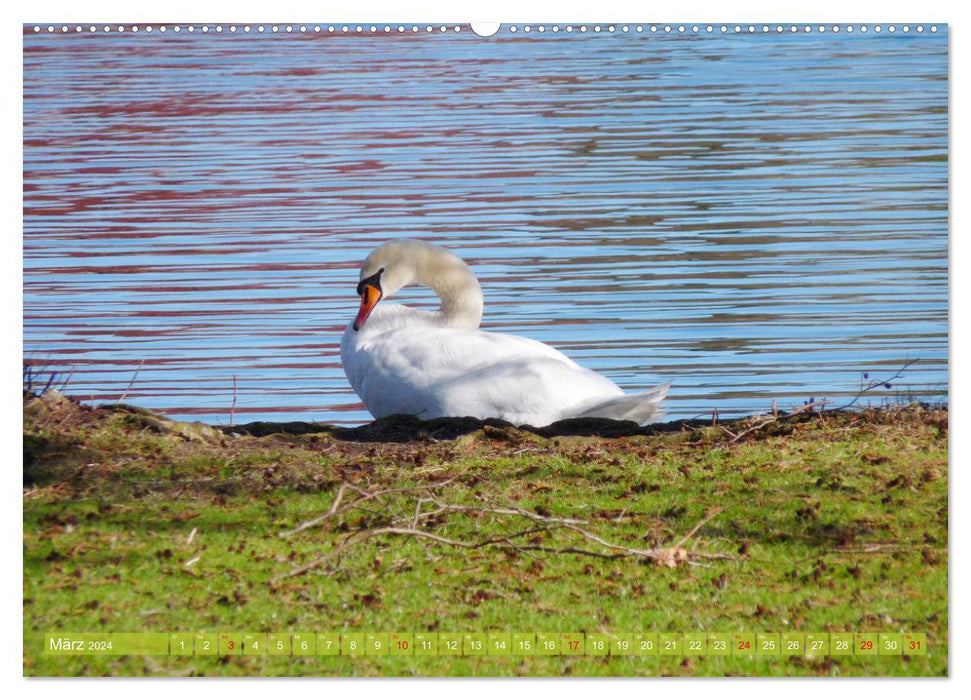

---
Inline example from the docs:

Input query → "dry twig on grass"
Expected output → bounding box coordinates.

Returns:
[276,481,730,580]
[118,359,145,404]
[720,400,826,444]
[714,360,923,445]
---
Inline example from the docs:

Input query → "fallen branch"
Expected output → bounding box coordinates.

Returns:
[725,400,828,444]
[281,479,583,538]
[278,481,415,538]
[673,507,725,548]
[283,530,374,578]
[277,485,731,580]
[279,483,353,537]
[713,360,922,445]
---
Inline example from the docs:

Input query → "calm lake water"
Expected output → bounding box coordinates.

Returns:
[23,25,948,425]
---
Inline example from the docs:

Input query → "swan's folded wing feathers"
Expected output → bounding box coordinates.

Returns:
[347,325,624,424]
[431,355,621,425]
[573,382,671,424]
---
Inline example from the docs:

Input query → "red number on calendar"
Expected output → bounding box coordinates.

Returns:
[568,640,579,650]
[397,640,409,650]
[228,641,235,650]
[909,640,922,650]
[860,640,873,651]
[738,640,750,650]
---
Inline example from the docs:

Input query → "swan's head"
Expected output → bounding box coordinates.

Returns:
[351,240,427,331]
[351,240,482,331]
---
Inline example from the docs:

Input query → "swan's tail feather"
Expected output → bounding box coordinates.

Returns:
[573,382,671,425]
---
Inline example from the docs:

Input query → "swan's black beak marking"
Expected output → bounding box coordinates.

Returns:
[353,270,383,331]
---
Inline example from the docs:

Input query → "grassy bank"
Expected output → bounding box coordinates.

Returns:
[23,391,948,677]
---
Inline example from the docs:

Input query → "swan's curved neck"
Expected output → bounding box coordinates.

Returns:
[361,241,485,330]
[419,256,483,330]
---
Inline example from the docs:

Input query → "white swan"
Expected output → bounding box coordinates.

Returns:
[340,240,669,427]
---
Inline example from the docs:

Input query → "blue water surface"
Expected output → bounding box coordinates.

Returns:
[23,26,948,424]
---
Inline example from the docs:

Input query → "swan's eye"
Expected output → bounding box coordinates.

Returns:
[357,269,384,296]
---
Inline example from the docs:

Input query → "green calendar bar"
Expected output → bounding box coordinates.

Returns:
[169,633,193,656]
[293,633,315,655]
[341,633,365,656]
[757,633,780,656]
[585,633,609,656]
[609,633,634,656]
[366,633,389,656]
[316,632,341,656]
[805,633,829,656]
[512,632,536,656]
[243,632,266,656]
[856,633,879,656]
[609,633,633,656]
[536,633,559,656]
[658,632,681,656]
[45,633,168,656]
[781,633,804,656]
[830,633,854,656]
[463,633,486,656]
[439,633,463,656]
[194,632,217,656]
[879,633,903,656]
[487,632,512,656]
[268,633,290,656]
[683,633,706,656]
[40,631,930,657]
[633,633,657,656]
[414,632,437,656]
[732,633,755,656]
[708,633,732,656]
[316,632,339,656]
[561,633,584,655]
[903,632,927,656]
[390,633,413,656]
[219,633,242,656]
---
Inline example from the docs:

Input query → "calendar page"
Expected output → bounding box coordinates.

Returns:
[22,20,948,678]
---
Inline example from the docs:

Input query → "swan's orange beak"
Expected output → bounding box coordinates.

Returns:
[353,283,382,331]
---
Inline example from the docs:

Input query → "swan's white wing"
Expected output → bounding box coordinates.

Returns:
[342,321,623,425]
